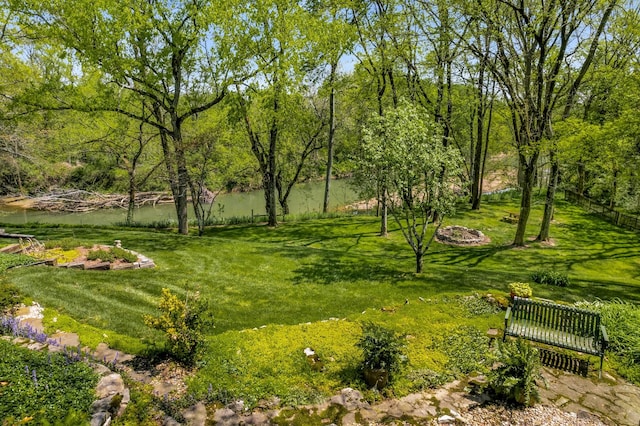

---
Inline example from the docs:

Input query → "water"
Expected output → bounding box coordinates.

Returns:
[0,180,359,226]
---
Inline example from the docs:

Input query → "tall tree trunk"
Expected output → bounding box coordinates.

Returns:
[514,154,538,246]
[126,170,136,225]
[380,183,388,236]
[538,149,558,240]
[415,248,423,274]
[266,82,280,227]
[175,147,190,235]
[323,61,337,214]
[538,0,616,240]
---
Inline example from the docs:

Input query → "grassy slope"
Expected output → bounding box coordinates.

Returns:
[3,196,640,404]
[4,198,639,343]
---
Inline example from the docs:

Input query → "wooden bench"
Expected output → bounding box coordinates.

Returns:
[504,297,609,377]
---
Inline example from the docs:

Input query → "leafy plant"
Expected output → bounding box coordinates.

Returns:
[43,238,85,251]
[508,282,532,298]
[144,287,212,366]
[0,339,97,423]
[0,253,34,273]
[0,279,23,311]
[86,248,116,262]
[111,246,139,263]
[489,338,544,406]
[357,322,405,374]
[531,270,569,287]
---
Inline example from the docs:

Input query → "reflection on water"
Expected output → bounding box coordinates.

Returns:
[0,180,358,226]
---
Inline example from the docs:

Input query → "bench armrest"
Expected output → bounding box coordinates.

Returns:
[504,307,511,328]
[600,324,609,350]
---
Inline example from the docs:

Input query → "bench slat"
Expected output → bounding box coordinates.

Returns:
[504,297,607,377]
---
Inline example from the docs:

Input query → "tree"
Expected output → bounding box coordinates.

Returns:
[10,0,246,234]
[235,0,326,226]
[360,100,463,273]
[473,0,617,245]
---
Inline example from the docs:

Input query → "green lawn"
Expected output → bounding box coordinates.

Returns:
[2,196,639,407]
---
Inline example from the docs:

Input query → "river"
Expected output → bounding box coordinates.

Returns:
[0,180,359,226]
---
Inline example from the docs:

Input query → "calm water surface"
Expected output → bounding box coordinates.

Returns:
[0,180,358,226]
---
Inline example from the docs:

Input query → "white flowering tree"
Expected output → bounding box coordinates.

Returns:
[360,100,464,273]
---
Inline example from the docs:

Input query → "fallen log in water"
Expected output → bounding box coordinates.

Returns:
[27,190,174,213]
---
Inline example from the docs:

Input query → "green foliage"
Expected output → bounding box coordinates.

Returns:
[43,238,86,251]
[144,287,212,366]
[0,279,24,311]
[0,253,34,273]
[577,299,640,384]
[86,247,137,263]
[357,322,406,374]
[508,282,532,298]
[531,270,570,287]
[86,249,115,262]
[457,294,503,316]
[489,339,544,406]
[0,339,97,423]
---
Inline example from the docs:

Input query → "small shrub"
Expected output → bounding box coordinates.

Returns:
[531,270,569,287]
[86,248,116,262]
[508,282,532,298]
[489,339,544,406]
[144,288,212,366]
[357,322,405,385]
[0,279,23,311]
[112,246,139,263]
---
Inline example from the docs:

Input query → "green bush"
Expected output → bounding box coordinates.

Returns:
[144,288,212,366]
[86,249,116,262]
[489,339,544,406]
[0,339,97,423]
[111,246,139,263]
[531,270,569,287]
[508,282,532,298]
[357,322,405,375]
[0,279,23,311]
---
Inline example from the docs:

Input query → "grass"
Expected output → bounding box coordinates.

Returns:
[2,195,640,407]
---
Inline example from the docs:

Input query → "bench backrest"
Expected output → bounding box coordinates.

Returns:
[511,297,601,338]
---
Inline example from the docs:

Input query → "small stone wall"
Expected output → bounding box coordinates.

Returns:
[436,226,486,245]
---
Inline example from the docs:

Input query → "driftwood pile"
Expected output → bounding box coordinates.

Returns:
[29,190,173,213]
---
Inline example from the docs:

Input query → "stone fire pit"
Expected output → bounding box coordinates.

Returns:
[436,225,489,246]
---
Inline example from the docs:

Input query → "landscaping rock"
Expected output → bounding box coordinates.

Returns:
[90,411,111,426]
[182,402,207,426]
[84,262,111,270]
[96,373,125,398]
[329,388,367,410]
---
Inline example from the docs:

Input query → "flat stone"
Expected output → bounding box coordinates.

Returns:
[96,374,125,398]
[50,332,80,348]
[84,262,111,270]
[182,402,207,426]
[241,412,270,425]
[90,411,110,426]
[554,396,570,407]
[110,263,135,270]
[213,408,238,425]
[66,262,86,269]
[139,261,156,269]
[341,412,357,425]
[153,381,177,397]
[92,363,112,376]
[581,393,615,413]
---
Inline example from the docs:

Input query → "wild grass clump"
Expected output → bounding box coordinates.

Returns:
[410,326,490,391]
[0,339,97,424]
[0,253,34,272]
[576,299,640,384]
[43,237,86,251]
[531,270,570,287]
[86,246,138,263]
